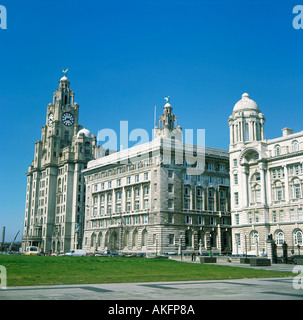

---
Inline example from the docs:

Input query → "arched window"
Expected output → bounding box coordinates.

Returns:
[185,230,192,247]
[98,232,102,248]
[132,230,138,247]
[91,233,96,247]
[275,230,284,245]
[274,145,281,156]
[142,229,148,247]
[294,230,303,246]
[292,140,299,152]
[124,231,129,248]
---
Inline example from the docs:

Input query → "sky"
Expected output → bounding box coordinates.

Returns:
[1,0,303,242]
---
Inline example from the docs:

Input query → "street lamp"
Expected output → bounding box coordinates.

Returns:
[244,232,247,258]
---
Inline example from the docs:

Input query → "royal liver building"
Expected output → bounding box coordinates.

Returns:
[22,74,98,253]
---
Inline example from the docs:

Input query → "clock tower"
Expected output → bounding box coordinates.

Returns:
[22,72,97,254]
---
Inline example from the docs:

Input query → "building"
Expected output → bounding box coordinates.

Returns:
[22,74,98,253]
[228,93,303,257]
[82,100,231,255]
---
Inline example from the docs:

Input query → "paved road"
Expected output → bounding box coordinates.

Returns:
[0,263,302,300]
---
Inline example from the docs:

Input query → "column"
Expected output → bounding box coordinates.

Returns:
[241,167,249,207]
[283,165,289,202]
[259,163,267,205]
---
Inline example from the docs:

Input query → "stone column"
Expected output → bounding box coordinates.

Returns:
[259,162,267,205]
[283,165,289,202]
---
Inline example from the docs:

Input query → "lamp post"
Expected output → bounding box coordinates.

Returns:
[244,232,247,258]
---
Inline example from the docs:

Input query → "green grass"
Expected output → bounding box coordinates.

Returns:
[0,255,294,287]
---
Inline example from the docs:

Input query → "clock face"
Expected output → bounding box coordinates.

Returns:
[62,112,74,126]
[48,113,54,126]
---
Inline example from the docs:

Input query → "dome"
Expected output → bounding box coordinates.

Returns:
[164,102,172,108]
[60,76,69,82]
[77,128,91,138]
[233,93,260,112]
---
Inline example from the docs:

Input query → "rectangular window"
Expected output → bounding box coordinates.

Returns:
[169,234,174,245]
[168,199,174,209]
[143,215,148,224]
[198,216,203,225]
[168,184,174,193]
[135,200,140,210]
[233,159,237,167]
[272,211,277,222]
[235,214,239,225]
[185,215,192,224]
[144,199,149,210]
[184,199,190,210]
[234,174,238,185]
[234,192,239,206]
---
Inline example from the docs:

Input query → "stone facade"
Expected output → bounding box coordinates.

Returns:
[82,102,231,255]
[22,75,98,253]
[229,93,303,257]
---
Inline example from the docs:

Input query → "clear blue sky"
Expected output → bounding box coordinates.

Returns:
[1,0,303,241]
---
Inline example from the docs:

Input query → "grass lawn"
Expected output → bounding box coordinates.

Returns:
[0,255,294,287]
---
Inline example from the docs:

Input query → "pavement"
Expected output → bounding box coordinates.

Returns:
[0,262,302,300]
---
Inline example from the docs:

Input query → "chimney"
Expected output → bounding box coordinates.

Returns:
[282,127,293,137]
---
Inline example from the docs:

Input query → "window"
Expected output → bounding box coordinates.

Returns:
[144,172,149,180]
[276,231,284,245]
[184,186,190,195]
[168,170,173,178]
[276,186,283,201]
[294,230,303,246]
[235,233,241,245]
[127,177,131,184]
[274,145,281,156]
[234,192,239,206]
[116,203,121,213]
[272,211,277,222]
[255,189,261,203]
[235,214,239,225]
[168,199,174,209]
[209,217,215,225]
[292,140,299,152]
[169,234,174,245]
[185,215,192,224]
[144,185,149,195]
[135,175,139,182]
[233,159,237,167]
[168,214,173,223]
[143,215,148,224]
[248,212,252,224]
[184,199,190,210]
[198,216,203,225]
[168,184,174,193]
[126,202,131,212]
[234,174,238,185]
[244,122,249,141]
[295,184,301,199]
[135,200,140,210]
[117,191,122,200]
[144,199,149,209]
[290,209,295,221]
